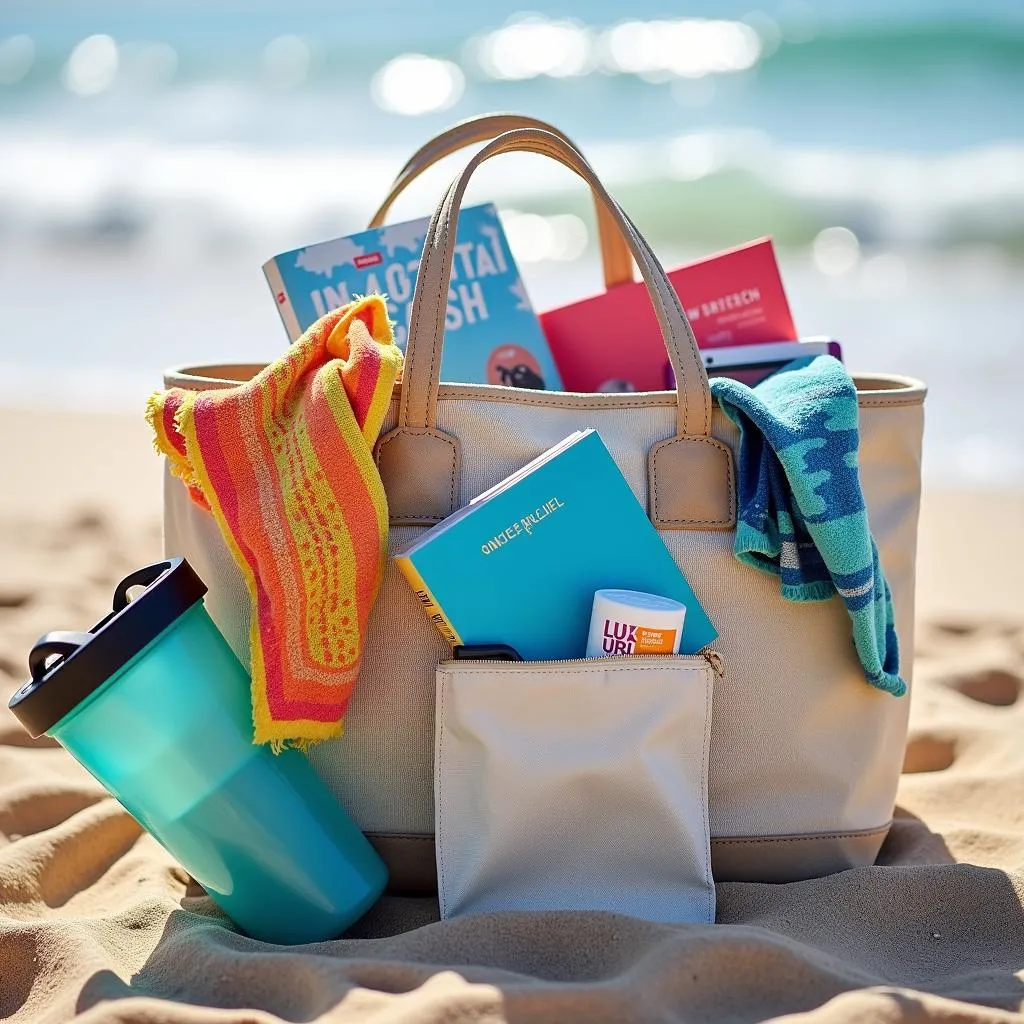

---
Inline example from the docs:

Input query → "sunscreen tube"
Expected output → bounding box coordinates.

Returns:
[586,589,686,658]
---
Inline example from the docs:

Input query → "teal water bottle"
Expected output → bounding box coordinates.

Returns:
[8,558,387,944]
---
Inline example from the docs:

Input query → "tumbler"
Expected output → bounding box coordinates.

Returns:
[8,557,387,944]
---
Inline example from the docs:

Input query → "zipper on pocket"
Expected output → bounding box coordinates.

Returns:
[441,647,725,678]
[699,647,725,679]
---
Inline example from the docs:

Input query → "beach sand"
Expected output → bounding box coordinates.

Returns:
[0,405,1022,1023]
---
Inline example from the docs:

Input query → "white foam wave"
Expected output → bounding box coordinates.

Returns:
[1,128,1023,251]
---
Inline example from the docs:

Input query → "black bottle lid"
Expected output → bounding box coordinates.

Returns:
[8,557,207,738]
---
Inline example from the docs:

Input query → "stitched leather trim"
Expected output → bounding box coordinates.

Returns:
[649,434,736,529]
[366,823,893,895]
[856,398,928,409]
[438,389,682,409]
[712,823,891,846]
[374,426,460,525]
[163,367,928,411]
[369,833,436,841]
[426,383,926,411]
[366,833,440,898]
[426,376,925,410]
[711,822,891,883]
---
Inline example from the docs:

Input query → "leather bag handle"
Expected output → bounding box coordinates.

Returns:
[368,113,635,291]
[376,127,735,530]
[398,127,712,439]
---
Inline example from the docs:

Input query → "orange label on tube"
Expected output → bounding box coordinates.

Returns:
[633,627,677,654]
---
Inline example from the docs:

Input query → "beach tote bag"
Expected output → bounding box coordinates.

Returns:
[162,125,927,897]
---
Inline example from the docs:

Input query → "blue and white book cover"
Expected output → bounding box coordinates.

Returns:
[263,203,563,390]
[394,429,718,660]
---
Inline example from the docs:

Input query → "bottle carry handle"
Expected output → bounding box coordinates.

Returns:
[112,560,174,613]
[29,632,93,682]
[28,561,176,682]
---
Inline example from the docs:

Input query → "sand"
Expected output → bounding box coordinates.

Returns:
[0,405,1022,1023]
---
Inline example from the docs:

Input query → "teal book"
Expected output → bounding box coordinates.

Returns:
[394,430,718,660]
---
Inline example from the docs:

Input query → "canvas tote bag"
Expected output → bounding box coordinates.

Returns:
[163,125,927,897]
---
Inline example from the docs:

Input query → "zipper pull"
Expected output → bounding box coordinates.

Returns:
[700,647,725,679]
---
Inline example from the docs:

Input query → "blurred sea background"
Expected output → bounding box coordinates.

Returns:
[0,0,1021,489]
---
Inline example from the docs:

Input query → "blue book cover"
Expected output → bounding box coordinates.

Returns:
[262,203,563,390]
[394,429,718,660]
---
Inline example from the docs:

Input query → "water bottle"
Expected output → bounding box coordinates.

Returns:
[8,557,387,944]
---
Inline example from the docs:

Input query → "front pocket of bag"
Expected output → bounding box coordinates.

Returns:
[434,655,716,923]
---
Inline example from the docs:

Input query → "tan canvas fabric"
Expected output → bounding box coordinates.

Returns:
[161,128,927,887]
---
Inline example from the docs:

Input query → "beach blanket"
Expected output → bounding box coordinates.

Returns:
[146,296,402,749]
[710,355,904,696]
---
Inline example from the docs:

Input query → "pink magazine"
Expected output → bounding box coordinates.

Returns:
[541,238,798,393]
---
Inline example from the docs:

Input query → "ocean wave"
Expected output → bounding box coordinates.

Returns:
[1,129,1022,256]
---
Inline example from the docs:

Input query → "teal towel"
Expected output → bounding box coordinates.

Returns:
[709,355,904,696]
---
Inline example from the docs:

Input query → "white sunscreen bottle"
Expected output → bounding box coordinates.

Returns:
[586,589,687,658]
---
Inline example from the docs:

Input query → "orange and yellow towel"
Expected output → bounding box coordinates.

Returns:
[147,296,403,748]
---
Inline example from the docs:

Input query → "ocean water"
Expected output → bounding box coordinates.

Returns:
[0,0,1022,488]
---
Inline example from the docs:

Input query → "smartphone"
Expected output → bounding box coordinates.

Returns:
[665,339,843,389]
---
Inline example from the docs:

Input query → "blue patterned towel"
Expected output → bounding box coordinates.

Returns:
[709,355,904,696]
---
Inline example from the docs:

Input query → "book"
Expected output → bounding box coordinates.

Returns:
[263,203,564,390]
[540,237,798,393]
[394,429,718,660]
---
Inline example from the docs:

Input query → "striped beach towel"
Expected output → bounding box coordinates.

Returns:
[710,355,904,696]
[148,295,403,747]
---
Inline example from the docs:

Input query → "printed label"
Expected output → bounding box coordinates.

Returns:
[601,619,677,656]
[634,627,677,654]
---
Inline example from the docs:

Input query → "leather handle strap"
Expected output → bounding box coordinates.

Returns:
[399,128,713,440]
[368,113,635,291]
